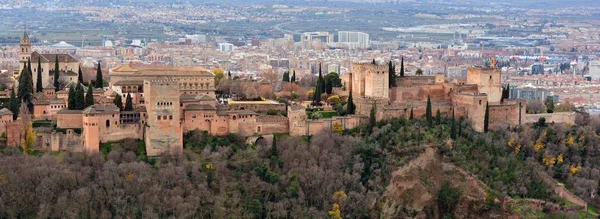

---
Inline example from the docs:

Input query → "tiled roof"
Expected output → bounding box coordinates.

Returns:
[0,108,13,116]
[82,105,120,115]
[57,109,82,114]
[185,104,216,111]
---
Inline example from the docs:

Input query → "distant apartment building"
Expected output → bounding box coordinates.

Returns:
[185,34,207,43]
[337,31,370,49]
[218,43,234,52]
[510,85,558,102]
[589,60,600,80]
[531,64,544,75]
[328,64,340,74]
[269,59,290,69]
[301,32,334,43]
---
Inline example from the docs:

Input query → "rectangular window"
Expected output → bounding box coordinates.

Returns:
[157,116,161,120]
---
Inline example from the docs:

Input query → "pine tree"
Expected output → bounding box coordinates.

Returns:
[85,83,94,107]
[8,89,19,120]
[426,95,432,126]
[450,108,456,139]
[400,56,405,77]
[36,57,43,93]
[291,71,296,83]
[484,102,489,133]
[125,93,133,111]
[95,61,103,88]
[114,95,123,111]
[409,107,414,120]
[18,63,33,104]
[67,84,76,110]
[347,90,355,115]
[435,108,441,125]
[78,65,84,84]
[53,55,60,91]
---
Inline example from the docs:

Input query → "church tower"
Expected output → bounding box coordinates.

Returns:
[19,29,32,70]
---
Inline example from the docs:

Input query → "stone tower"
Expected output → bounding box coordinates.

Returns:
[351,63,389,99]
[143,79,183,156]
[82,112,100,154]
[288,105,307,136]
[19,29,32,70]
[466,66,502,103]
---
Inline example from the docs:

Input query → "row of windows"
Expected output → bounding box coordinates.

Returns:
[157,115,174,120]
[51,105,66,109]
[84,122,98,126]
[158,102,173,106]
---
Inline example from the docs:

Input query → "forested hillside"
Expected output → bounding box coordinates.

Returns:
[0,114,599,218]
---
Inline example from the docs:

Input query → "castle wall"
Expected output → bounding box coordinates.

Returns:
[227,102,286,113]
[5,122,21,147]
[256,116,289,135]
[0,114,13,136]
[489,101,526,129]
[454,93,487,132]
[352,63,389,99]
[525,112,576,124]
[57,112,83,129]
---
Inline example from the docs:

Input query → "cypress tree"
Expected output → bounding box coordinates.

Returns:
[426,95,432,126]
[388,60,396,87]
[450,108,456,139]
[95,61,103,88]
[54,55,60,91]
[125,93,133,111]
[18,63,33,104]
[271,136,278,157]
[78,65,83,84]
[372,59,376,65]
[228,71,231,79]
[400,56,405,77]
[114,95,123,111]
[458,117,463,137]
[435,108,441,125]
[36,57,43,93]
[67,84,76,110]
[347,90,355,115]
[484,102,489,133]
[85,83,94,107]
[368,103,376,133]
[8,89,19,120]
[27,58,32,79]
[283,71,290,82]
[410,107,414,120]
[291,71,296,83]
[319,64,325,94]
[75,83,85,110]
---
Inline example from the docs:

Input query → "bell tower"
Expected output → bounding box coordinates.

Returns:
[19,29,32,69]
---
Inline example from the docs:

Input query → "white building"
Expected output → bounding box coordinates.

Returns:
[337,31,370,49]
[185,34,207,43]
[218,43,234,52]
[589,60,600,80]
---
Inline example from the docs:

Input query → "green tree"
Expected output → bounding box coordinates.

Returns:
[368,103,376,133]
[347,90,355,115]
[75,83,85,110]
[95,61,103,88]
[53,55,60,91]
[438,181,461,218]
[400,56,405,77]
[319,64,325,94]
[228,71,231,79]
[426,95,432,126]
[484,102,489,133]
[450,108,456,139]
[435,108,441,125]
[324,72,341,95]
[282,71,290,82]
[36,57,43,93]
[85,83,94,107]
[271,136,278,158]
[372,59,376,65]
[77,65,83,84]
[410,107,414,120]
[313,65,323,105]
[67,84,76,110]
[114,94,123,110]
[291,71,296,83]
[416,68,424,76]
[388,60,396,87]
[8,89,19,120]
[18,63,33,104]
[125,93,133,111]
[545,97,555,113]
